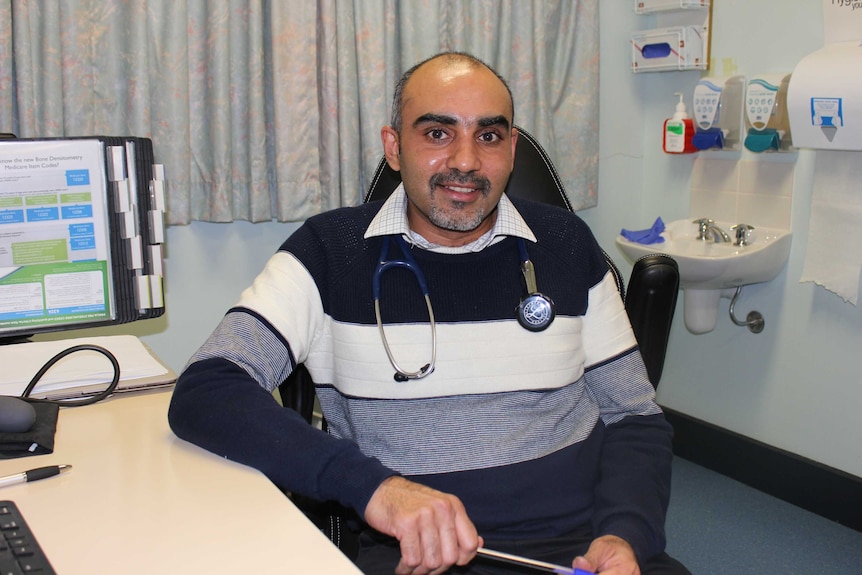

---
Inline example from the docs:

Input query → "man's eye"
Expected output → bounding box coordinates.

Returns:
[429,129,447,140]
[479,132,501,143]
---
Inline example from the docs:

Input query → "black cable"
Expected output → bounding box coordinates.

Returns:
[21,344,121,407]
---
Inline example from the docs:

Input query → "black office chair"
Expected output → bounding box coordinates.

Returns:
[278,126,680,553]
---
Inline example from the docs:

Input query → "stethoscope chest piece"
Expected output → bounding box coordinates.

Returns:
[517,293,555,332]
[516,239,555,332]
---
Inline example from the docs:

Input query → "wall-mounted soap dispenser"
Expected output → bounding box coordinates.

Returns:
[744,74,793,152]
[691,75,746,151]
[663,92,697,154]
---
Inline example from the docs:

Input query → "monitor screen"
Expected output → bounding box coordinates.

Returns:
[0,137,165,343]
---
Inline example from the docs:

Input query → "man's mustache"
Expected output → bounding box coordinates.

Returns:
[429,171,491,195]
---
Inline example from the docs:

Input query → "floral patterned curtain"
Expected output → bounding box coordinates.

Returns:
[0,0,598,224]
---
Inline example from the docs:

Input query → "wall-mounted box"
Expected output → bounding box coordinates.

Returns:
[631,26,707,73]
[634,0,709,14]
[692,75,746,151]
[744,74,793,153]
[788,41,862,151]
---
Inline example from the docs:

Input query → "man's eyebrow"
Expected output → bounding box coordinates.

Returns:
[477,116,510,130]
[413,113,458,128]
[412,114,511,130]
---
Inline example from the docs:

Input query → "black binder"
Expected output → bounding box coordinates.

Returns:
[0,136,166,339]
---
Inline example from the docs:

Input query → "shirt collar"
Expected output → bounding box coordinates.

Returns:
[364,184,537,252]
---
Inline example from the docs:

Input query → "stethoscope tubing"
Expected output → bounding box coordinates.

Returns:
[373,236,437,381]
[372,234,552,381]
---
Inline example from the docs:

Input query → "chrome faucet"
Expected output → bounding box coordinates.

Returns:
[730,224,755,247]
[693,218,731,243]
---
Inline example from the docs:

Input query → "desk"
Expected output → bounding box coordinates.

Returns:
[0,391,362,574]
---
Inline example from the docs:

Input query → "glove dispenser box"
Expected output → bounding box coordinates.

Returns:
[692,75,745,151]
[744,74,793,153]
[631,26,708,72]
[787,41,862,151]
[635,0,709,12]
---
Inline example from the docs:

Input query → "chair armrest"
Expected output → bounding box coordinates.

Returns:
[278,364,317,424]
[624,255,680,388]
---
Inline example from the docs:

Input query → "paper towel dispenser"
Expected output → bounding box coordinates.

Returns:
[788,41,862,151]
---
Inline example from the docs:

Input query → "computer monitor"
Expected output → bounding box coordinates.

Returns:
[0,136,166,344]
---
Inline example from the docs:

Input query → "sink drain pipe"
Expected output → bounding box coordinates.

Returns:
[728,286,765,333]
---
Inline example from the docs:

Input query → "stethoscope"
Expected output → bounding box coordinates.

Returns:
[373,235,555,382]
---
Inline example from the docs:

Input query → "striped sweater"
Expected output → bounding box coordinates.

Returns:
[168,196,673,561]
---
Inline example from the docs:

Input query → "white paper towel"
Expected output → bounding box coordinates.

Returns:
[800,150,862,304]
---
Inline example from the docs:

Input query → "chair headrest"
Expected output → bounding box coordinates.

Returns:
[363,126,573,212]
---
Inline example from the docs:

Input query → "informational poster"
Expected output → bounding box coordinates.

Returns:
[823,0,862,45]
[0,139,115,331]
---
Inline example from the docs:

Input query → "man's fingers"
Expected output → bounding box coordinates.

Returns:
[453,509,482,566]
[436,520,461,567]
[367,477,481,574]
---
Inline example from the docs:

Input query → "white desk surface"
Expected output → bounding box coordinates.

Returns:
[0,390,362,574]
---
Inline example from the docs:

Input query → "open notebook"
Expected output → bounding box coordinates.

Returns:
[0,335,176,400]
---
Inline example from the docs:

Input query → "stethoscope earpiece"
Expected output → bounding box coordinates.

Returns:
[393,363,433,382]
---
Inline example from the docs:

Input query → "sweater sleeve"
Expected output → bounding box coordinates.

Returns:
[580,268,674,561]
[589,405,673,562]
[168,356,397,516]
[167,243,397,517]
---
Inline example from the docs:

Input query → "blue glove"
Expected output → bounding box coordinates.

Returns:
[620,217,665,244]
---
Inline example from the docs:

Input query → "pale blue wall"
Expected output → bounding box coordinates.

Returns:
[584,0,862,478]
[128,0,861,478]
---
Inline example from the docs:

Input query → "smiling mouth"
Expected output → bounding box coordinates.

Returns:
[441,184,478,194]
[431,172,490,197]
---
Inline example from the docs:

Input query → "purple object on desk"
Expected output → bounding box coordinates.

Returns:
[620,216,666,245]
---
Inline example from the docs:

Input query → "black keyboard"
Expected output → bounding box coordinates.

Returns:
[0,501,55,574]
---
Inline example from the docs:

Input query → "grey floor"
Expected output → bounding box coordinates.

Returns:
[666,457,862,574]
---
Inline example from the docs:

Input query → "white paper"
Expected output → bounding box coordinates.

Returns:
[0,139,116,332]
[0,334,171,397]
[800,150,862,304]
[823,0,862,45]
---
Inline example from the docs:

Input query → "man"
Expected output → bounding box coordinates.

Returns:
[169,52,689,575]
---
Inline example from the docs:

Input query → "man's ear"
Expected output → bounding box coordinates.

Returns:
[510,127,519,172]
[381,126,401,171]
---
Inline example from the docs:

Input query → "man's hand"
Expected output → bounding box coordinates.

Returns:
[572,535,640,575]
[364,476,483,575]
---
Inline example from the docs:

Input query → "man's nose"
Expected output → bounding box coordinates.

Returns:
[447,137,481,173]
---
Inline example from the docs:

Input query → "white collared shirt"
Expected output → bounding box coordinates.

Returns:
[364,183,537,254]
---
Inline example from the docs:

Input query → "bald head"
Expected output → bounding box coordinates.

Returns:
[390,52,514,134]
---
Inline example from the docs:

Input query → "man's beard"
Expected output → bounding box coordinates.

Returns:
[427,171,492,232]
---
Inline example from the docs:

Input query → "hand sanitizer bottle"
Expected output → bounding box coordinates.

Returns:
[663,92,696,154]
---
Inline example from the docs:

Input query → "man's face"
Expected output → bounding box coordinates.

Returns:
[381,60,518,247]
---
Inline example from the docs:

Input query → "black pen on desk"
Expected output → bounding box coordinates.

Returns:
[0,465,72,489]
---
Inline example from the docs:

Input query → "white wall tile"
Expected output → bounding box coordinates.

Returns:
[689,157,794,230]
[691,157,739,191]
[690,190,738,223]
[736,192,792,230]
[739,160,795,197]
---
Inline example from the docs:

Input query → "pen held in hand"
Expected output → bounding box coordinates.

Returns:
[476,547,594,575]
[0,465,72,489]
